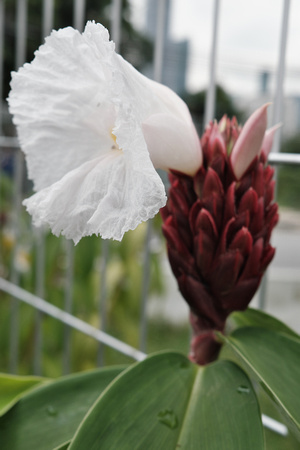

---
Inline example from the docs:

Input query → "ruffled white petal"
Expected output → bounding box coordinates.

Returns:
[23,151,165,243]
[9,21,200,242]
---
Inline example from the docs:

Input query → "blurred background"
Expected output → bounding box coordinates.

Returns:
[0,0,299,380]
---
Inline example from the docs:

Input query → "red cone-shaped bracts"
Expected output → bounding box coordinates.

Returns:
[161,114,279,365]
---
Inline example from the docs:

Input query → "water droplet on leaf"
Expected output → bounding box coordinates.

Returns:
[157,409,178,429]
[46,405,58,416]
[237,385,250,394]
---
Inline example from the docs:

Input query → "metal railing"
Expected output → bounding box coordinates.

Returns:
[0,0,172,376]
[0,0,299,381]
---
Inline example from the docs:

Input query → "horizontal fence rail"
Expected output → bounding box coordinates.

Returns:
[0,0,298,439]
[0,278,147,362]
[2,137,300,164]
[0,280,290,438]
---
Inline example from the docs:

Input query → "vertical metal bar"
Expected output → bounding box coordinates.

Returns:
[33,228,45,375]
[258,0,290,310]
[9,0,27,373]
[111,0,122,52]
[62,240,74,374]
[96,0,123,365]
[42,0,54,38]
[73,0,86,32]
[153,0,167,83]
[139,222,152,352]
[271,0,290,150]
[33,0,54,376]
[15,0,28,69]
[139,0,168,352]
[204,0,220,126]
[97,239,109,366]
[258,273,268,310]
[96,0,122,364]
[9,151,23,373]
[0,0,4,135]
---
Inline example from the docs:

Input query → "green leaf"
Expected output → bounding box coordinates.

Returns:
[53,442,70,450]
[0,373,47,416]
[0,366,125,450]
[222,327,300,436]
[228,308,300,340]
[69,351,264,450]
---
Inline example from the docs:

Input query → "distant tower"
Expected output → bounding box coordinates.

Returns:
[144,0,189,95]
[146,0,171,42]
[259,70,270,95]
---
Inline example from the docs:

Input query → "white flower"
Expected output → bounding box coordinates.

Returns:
[8,21,201,243]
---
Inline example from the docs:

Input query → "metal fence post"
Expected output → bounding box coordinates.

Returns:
[42,0,54,38]
[139,0,168,353]
[73,0,86,32]
[0,0,4,135]
[204,0,220,126]
[258,0,291,310]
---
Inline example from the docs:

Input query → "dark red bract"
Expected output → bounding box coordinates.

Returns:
[161,117,279,365]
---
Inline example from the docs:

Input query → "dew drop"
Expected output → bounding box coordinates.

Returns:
[157,409,178,429]
[46,405,58,416]
[237,385,250,394]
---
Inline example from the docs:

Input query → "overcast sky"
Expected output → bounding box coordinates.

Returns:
[130,0,300,97]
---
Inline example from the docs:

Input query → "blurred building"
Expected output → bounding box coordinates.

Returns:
[143,0,189,95]
[234,70,300,139]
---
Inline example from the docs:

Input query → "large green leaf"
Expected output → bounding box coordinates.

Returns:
[0,373,47,416]
[221,327,300,436]
[69,351,264,450]
[0,366,125,450]
[228,308,300,340]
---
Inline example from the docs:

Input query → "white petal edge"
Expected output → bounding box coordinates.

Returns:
[23,151,166,243]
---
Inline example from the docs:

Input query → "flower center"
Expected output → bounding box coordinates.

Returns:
[110,129,119,150]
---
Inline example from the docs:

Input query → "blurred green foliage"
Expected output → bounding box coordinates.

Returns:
[1,129,299,376]
[1,168,184,376]
[277,133,300,210]
[183,84,245,135]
